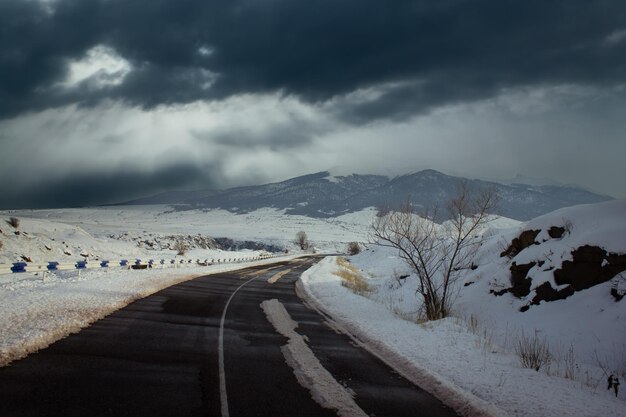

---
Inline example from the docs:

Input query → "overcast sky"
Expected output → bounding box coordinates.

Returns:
[1,0,625,209]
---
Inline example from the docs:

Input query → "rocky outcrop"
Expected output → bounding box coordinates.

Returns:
[500,230,540,258]
[509,261,536,297]
[497,243,626,309]
[547,226,565,239]
[554,245,626,291]
[213,237,284,253]
[530,282,575,305]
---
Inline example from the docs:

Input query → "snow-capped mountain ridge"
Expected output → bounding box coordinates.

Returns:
[122,169,611,221]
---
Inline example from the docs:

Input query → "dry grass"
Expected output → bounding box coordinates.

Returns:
[515,330,552,371]
[334,257,372,295]
[7,217,20,229]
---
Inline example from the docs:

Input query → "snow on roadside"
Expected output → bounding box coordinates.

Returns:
[299,256,625,417]
[0,255,298,367]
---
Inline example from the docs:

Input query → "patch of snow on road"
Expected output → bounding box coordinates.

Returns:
[261,298,368,417]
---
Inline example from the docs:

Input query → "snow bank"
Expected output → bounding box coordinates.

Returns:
[299,256,625,417]
[457,199,626,361]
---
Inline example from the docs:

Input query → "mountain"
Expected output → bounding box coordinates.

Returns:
[121,170,612,221]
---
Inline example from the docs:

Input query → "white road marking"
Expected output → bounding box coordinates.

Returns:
[219,275,258,417]
[267,268,292,284]
[261,299,368,417]
[244,266,280,277]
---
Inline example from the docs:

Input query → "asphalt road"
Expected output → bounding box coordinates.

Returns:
[0,257,457,417]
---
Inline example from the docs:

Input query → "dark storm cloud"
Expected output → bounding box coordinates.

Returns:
[0,163,215,209]
[1,0,626,121]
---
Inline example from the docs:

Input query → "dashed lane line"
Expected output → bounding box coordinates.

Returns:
[243,265,281,277]
[268,268,292,284]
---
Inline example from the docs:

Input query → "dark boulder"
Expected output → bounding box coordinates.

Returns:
[548,226,565,239]
[554,245,626,291]
[531,282,575,305]
[500,230,541,258]
[610,288,624,302]
[509,261,536,297]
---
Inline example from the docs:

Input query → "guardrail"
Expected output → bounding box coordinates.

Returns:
[0,253,278,277]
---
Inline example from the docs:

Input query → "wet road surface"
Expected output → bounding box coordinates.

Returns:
[0,257,457,417]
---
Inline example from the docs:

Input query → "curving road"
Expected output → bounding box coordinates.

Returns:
[0,257,457,417]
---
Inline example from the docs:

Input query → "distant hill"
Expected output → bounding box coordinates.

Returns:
[121,170,612,221]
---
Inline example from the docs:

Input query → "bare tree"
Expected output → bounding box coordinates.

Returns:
[295,231,309,250]
[7,217,20,229]
[372,183,498,320]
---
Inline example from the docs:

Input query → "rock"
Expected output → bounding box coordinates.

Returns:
[20,255,32,262]
[490,288,510,296]
[555,246,602,290]
[610,288,624,302]
[604,252,626,281]
[500,229,540,258]
[554,245,626,291]
[548,226,565,239]
[531,282,575,305]
[509,244,626,309]
[509,261,536,297]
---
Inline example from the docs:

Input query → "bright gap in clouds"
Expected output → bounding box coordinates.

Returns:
[60,45,132,88]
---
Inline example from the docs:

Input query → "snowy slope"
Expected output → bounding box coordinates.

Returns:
[300,256,625,417]
[301,199,626,415]
[0,216,141,264]
[458,199,626,360]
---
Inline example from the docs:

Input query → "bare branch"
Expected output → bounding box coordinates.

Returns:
[371,185,499,320]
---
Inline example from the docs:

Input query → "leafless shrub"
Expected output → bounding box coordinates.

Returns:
[295,231,309,250]
[347,241,361,255]
[515,330,551,371]
[392,269,410,288]
[173,240,187,256]
[467,313,479,334]
[372,182,498,320]
[563,344,577,380]
[593,344,626,380]
[7,217,20,229]
[562,218,574,235]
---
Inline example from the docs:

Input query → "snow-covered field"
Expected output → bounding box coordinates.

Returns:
[1,201,624,416]
[1,205,374,263]
[0,205,372,366]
